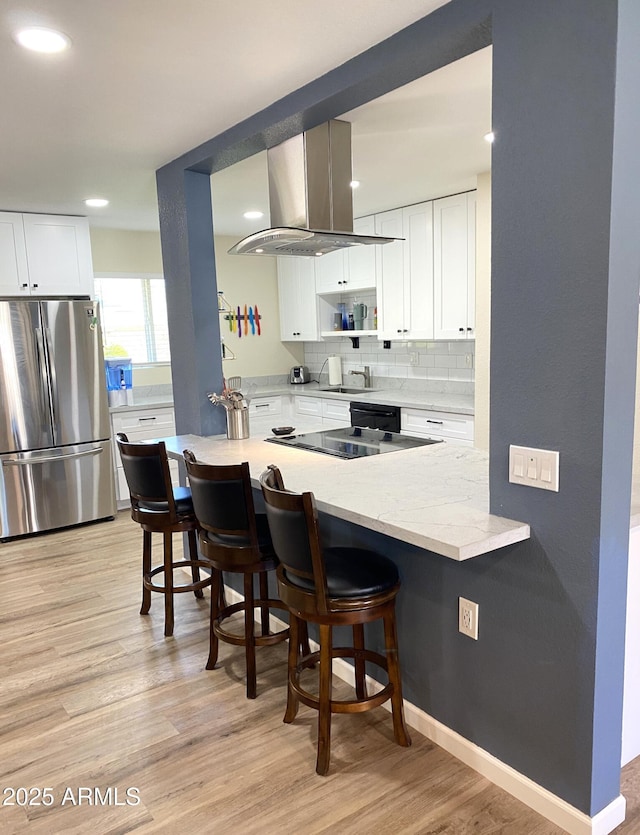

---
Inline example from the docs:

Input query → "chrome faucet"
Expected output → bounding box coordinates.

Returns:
[349,366,371,388]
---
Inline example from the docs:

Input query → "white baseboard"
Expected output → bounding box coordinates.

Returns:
[220,584,626,835]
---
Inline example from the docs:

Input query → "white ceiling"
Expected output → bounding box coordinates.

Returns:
[0,0,491,235]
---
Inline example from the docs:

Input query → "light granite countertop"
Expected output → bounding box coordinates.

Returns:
[108,382,473,416]
[162,430,529,561]
[247,382,475,415]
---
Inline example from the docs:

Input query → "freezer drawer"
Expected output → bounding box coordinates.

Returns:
[0,440,116,539]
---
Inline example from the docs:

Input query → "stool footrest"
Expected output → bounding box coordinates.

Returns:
[291,646,393,714]
[214,599,290,647]
[144,560,212,594]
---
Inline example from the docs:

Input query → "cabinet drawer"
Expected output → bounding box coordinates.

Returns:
[249,396,282,417]
[295,396,323,417]
[112,408,175,436]
[321,399,350,422]
[401,408,474,443]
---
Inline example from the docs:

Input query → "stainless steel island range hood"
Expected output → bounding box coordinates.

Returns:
[228,120,399,257]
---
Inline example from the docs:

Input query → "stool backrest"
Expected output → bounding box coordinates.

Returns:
[116,432,177,520]
[183,451,258,545]
[259,464,329,613]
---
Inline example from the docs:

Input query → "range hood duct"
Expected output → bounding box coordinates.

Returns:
[228,120,399,257]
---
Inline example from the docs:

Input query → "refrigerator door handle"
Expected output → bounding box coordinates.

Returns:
[43,326,59,430]
[34,327,54,427]
[2,447,105,466]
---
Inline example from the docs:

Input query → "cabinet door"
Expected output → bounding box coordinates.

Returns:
[403,202,434,339]
[278,257,318,341]
[433,193,474,340]
[23,214,94,297]
[466,192,476,336]
[315,249,348,293]
[375,209,406,339]
[347,215,377,290]
[0,212,29,295]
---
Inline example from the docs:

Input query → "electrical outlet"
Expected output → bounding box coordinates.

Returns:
[459,597,479,640]
[409,351,419,366]
[465,353,473,369]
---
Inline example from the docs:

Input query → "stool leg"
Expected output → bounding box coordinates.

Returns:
[258,571,269,637]
[188,530,204,599]
[316,623,333,776]
[298,619,311,660]
[353,623,367,700]
[140,530,152,615]
[207,569,222,670]
[284,615,301,724]
[219,573,228,611]
[163,532,174,638]
[383,608,411,748]
[244,573,257,699]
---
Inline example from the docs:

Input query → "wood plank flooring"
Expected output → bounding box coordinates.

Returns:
[0,511,637,834]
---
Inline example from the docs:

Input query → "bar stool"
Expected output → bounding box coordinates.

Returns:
[183,450,291,699]
[116,433,211,637]
[259,464,411,775]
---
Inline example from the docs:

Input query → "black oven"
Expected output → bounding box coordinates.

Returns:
[349,401,401,433]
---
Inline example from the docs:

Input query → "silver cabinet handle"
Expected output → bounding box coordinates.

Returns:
[3,447,104,466]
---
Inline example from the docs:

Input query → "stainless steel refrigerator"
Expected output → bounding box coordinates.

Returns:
[0,299,116,540]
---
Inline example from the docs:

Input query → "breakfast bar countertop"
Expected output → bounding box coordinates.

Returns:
[162,432,530,561]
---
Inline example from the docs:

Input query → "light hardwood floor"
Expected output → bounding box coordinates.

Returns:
[0,511,637,834]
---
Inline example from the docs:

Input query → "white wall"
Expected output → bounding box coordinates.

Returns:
[90,228,164,273]
[213,235,304,378]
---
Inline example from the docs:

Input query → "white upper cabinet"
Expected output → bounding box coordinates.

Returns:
[346,215,377,291]
[278,256,319,341]
[376,203,434,340]
[0,212,94,297]
[314,215,377,294]
[433,192,476,340]
[402,202,434,339]
[375,209,405,338]
[0,212,29,295]
[314,248,349,293]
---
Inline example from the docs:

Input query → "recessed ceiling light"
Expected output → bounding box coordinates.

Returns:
[484,131,495,143]
[15,27,71,53]
[85,198,109,208]
[350,180,360,189]
[255,248,264,254]
[243,210,264,220]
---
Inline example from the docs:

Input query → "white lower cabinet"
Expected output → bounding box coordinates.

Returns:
[293,395,350,427]
[294,395,323,418]
[249,395,282,418]
[401,407,474,446]
[321,398,350,425]
[111,406,177,507]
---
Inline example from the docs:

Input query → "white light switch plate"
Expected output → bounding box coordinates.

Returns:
[509,445,559,492]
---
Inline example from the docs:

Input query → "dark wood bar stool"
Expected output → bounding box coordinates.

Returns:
[116,433,211,637]
[259,464,411,775]
[183,450,292,699]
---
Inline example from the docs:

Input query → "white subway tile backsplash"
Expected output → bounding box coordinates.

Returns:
[303,337,474,394]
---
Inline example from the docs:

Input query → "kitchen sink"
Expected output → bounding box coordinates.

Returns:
[317,386,378,394]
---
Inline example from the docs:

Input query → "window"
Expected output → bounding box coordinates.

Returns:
[94,274,171,363]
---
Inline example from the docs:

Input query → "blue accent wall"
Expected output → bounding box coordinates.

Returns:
[156,0,640,818]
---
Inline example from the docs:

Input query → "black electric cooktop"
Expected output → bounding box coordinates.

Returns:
[265,426,442,459]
